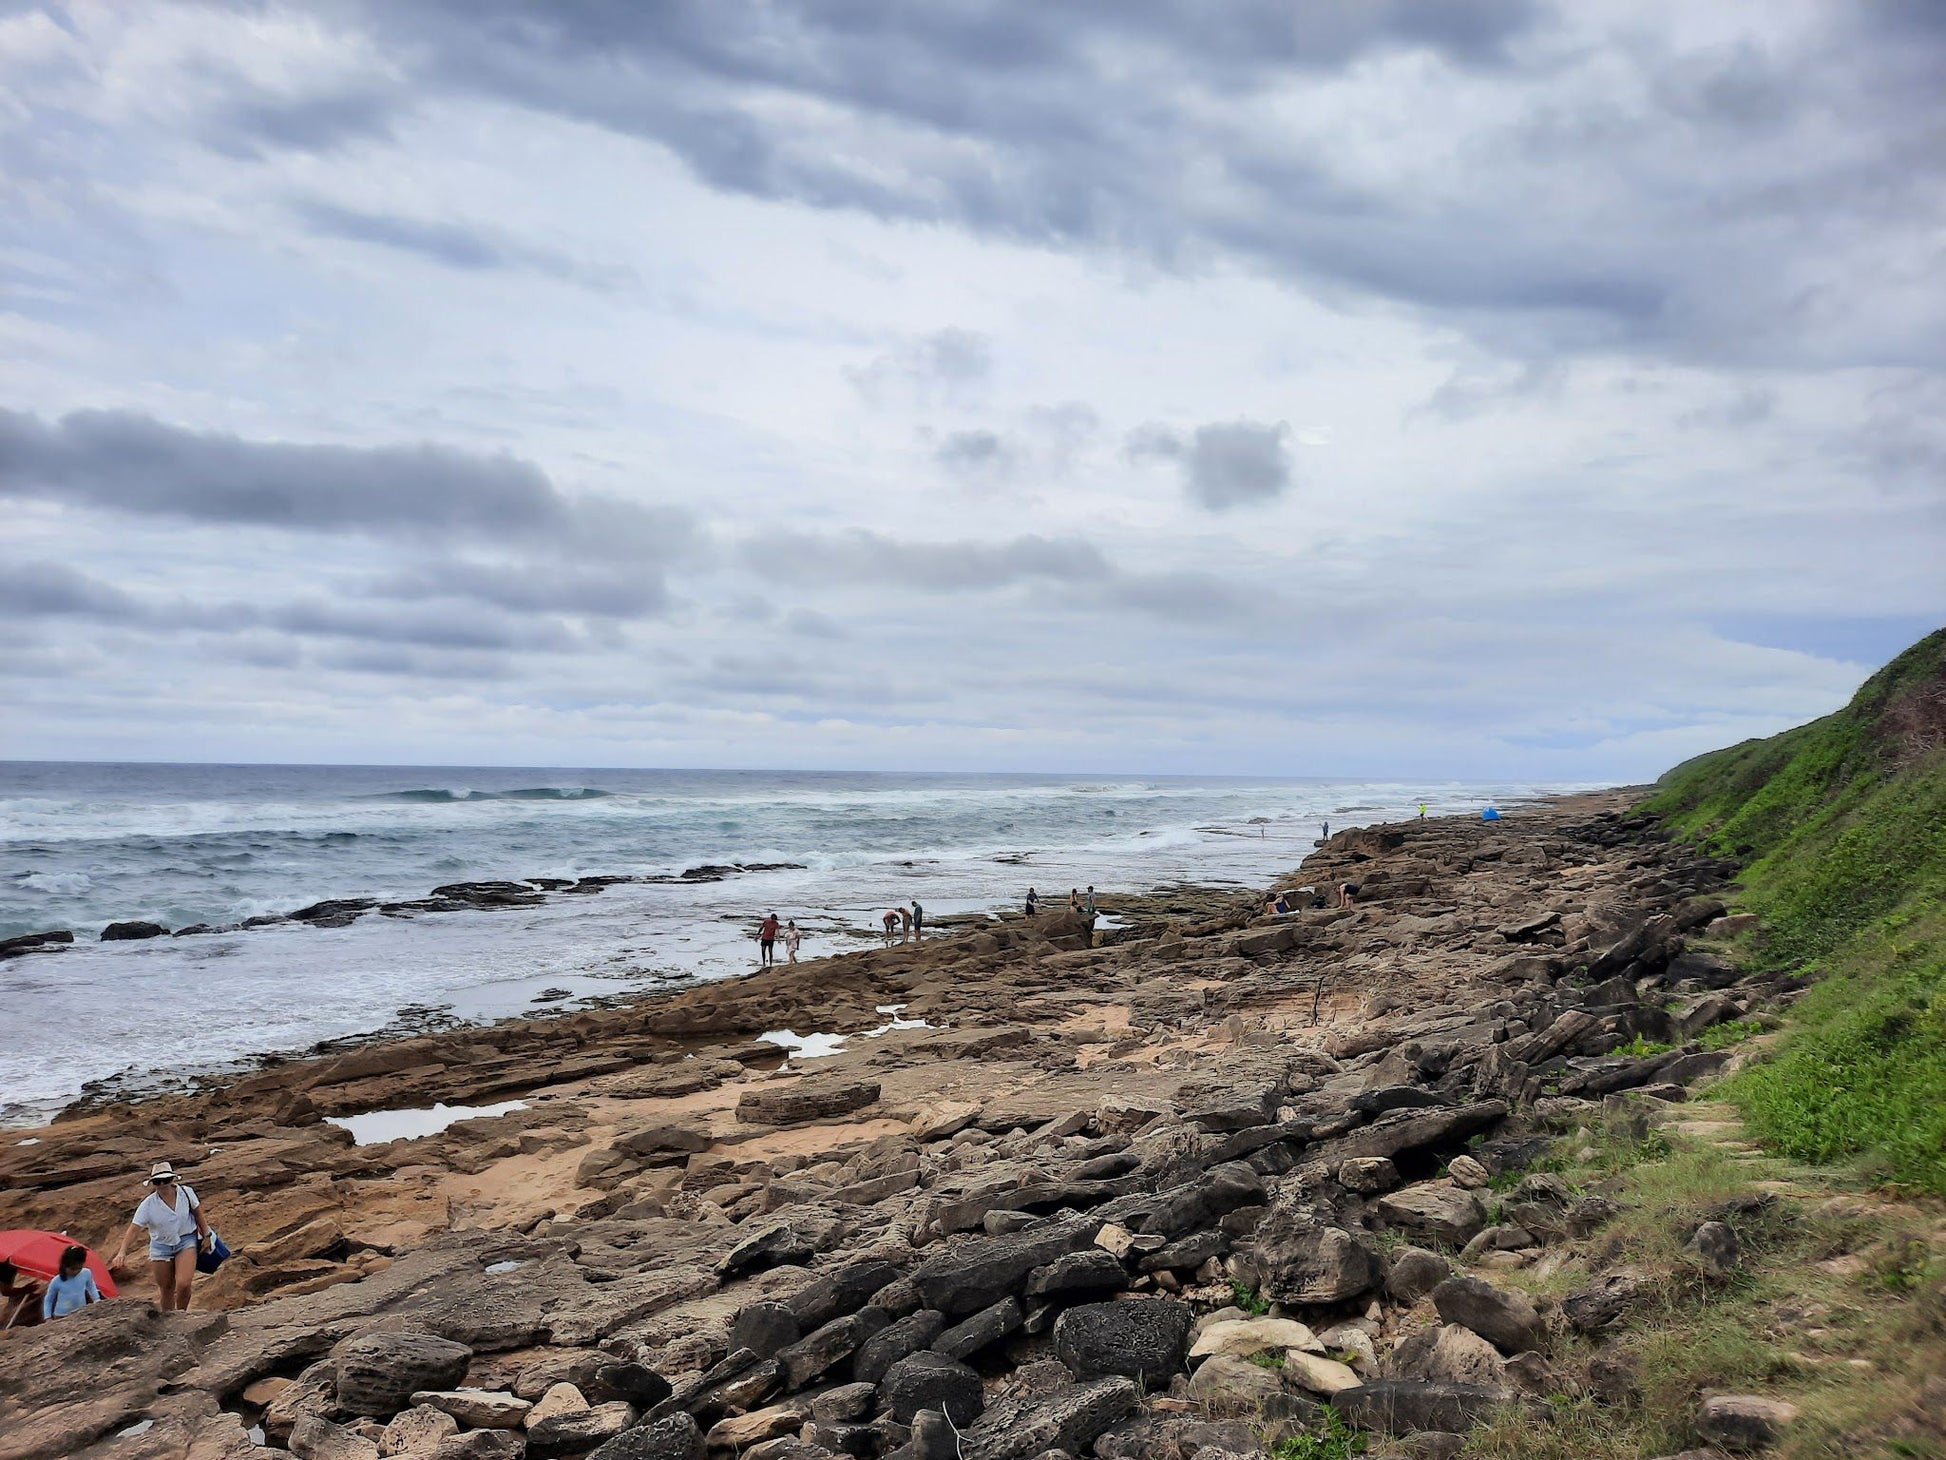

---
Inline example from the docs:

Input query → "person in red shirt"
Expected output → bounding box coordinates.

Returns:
[758,912,780,966]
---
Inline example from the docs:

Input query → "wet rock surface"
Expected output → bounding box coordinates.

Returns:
[4,791,1792,1460]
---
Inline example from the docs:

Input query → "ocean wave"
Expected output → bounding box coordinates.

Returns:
[14,870,93,896]
[362,787,614,804]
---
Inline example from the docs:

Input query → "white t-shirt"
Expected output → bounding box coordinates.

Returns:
[133,1185,200,1242]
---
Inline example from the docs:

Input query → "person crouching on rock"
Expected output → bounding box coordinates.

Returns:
[1339,881,1359,908]
[109,1161,210,1311]
[881,909,900,946]
[42,1246,102,1321]
[0,1260,44,1328]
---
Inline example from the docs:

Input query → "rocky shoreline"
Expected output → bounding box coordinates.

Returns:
[0,861,813,954]
[2,788,1797,1460]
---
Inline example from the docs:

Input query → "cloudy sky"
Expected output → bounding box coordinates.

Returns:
[2,1,1942,777]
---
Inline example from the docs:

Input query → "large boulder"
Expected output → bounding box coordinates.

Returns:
[1372,1182,1489,1247]
[1189,1318,1325,1362]
[1329,1381,1510,1436]
[335,1332,473,1417]
[853,1309,947,1384]
[1383,1246,1452,1305]
[881,1351,984,1426]
[737,1080,882,1126]
[933,1298,1024,1361]
[775,1309,890,1390]
[290,1414,380,1460]
[960,1376,1139,1460]
[1696,1395,1799,1453]
[1185,1355,1285,1418]
[1051,1297,1194,1385]
[1392,1325,1508,1389]
[1233,1214,1380,1304]
[1432,1274,1542,1354]
[588,1412,705,1460]
[913,1224,1093,1314]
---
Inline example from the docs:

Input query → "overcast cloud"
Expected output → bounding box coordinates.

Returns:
[0,0,1941,775]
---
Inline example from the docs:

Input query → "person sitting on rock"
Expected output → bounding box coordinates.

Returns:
[41,1246,101,1321]
[109,1161,211,1312]
[1068,887,1082,914]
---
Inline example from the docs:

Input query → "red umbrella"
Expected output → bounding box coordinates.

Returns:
[0,1229,120,1298]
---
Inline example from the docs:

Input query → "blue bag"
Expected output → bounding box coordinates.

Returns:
[195,1231,231,1274]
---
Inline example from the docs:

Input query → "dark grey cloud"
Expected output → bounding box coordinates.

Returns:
[0,407,689,562]
[935,429,1015,474]
[1131,420,1293,511]
[331,0,1946,369]
[367,559,673,619]
[293,199,632,290]
[0,560,139,619]
[746,528,1110,591]
[200,77,402,159]
[269,598,578,652]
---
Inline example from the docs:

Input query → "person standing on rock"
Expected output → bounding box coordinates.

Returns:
[108,1161,210,1312]
[1083,885,1097,916]
[911,900,924,940]
[1024,887,1038,917]
[784,919,802,963]
[899,905,913,940]
[1419,802,1427,818]
[758,911,780,966]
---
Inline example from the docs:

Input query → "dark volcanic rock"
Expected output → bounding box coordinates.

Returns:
[1234,1212,1380,1304]
[933,1297,1023,1361]
[730,1301,802,1359]
[100,920,169,941]
[882,1351,985,1425]
[1431,1274,1542,1354]
[1024,1249,1128,1297]
[334,1331,472,1416]
[1329,1380,1510,1435]
[961,1376,1140,1460]
[1051,1297,1193,1385]
[788,1260,902,1329]
[589,1412,705,1460]
[0,929,72,958]
[777,1308,891,1390]
[913,1224,1093,1314]
[853,1310,947,1385]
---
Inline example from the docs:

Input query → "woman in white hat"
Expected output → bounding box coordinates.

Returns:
[107,1162,210,1311]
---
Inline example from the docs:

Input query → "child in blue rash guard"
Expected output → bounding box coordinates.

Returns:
[42,1246,102,1320]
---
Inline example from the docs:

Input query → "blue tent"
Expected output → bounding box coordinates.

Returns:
[1481,806,1502,821]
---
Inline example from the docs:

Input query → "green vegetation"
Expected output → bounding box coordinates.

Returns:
[1247,1349,1285,1370]
[1465,1106,1946,1460]
[1269,1409,1366,1460]
[1647,627,1946,1192]
[1229,1278,1271,1316]
[1612,1034,1676,1058]
[1697,1017,1766,1051]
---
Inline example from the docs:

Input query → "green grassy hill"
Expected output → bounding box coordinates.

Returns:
[1646,628,1946,1192]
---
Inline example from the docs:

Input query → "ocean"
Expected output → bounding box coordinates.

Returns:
[0,763,1591,1124]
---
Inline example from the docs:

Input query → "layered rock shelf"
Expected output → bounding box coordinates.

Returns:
[2,790,1790,1460]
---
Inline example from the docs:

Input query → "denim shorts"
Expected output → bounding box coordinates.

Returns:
[149,1232,199,1262]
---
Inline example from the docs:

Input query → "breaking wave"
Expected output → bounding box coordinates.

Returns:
[364,787,614,804]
